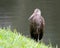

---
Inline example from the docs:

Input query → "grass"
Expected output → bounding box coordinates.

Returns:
[0,28,54,48]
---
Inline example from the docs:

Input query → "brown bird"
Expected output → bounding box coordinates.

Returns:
[28,8,45,41]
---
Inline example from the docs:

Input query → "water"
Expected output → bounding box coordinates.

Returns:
[0,0,60,48]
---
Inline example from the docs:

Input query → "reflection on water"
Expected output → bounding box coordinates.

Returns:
[0,0,60,48]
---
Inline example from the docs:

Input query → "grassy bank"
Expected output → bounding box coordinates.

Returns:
[0,28,54,48]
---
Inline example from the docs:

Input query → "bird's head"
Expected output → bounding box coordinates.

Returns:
[34,8,41,16]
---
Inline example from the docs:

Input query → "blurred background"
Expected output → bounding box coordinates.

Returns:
[0,0,60,48]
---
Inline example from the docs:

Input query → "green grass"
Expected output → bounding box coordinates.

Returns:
[0,28,54,48]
